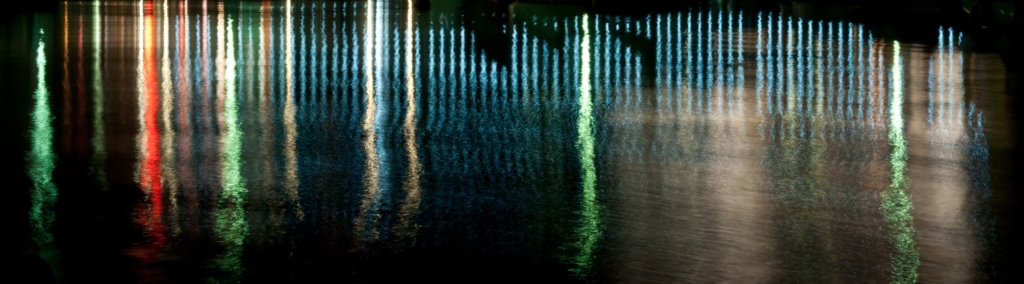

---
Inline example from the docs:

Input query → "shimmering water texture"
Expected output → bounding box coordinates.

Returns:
[27,0,1003,282]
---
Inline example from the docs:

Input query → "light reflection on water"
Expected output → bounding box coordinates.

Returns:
[18,0,1005,282]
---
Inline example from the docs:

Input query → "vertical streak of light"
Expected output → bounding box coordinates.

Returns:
[76,3,87,159]
[686,12,692,116]
[883,41,919,284]
[846,24,854,120]
[259,0,276,227]
[756,13,763,116]
[726,11,734,119]
[138,0,166,246]
[332,2,338,109]
[928,29,938,125]
[815,21,824,119]
[595,17,603,109]
[30,28,57,246]
[857,26,866,122]
[62,3,71,154]
[309,3,318,114]
[427,25,434,131]
[774,15,782,119]
[159,0,180,237]
[355,0,381,244]
[827,22,834,122]
[396,0,422,246]
[531,25,538,109]
[796,19,805,116]
[800,19,808,136]
[695,11,703,114]
[92,0,108,190]
[674,13,681,112]
[437,25,446,129]
[214,15,248,279]
[215,2,226,133]
[320,3,328,115]
[655,13,663,121]
[836,22,845,123]
[571,14,600,278]
[947,28,955,125]
[769,14,778,117]
[175,0,194,236]
[869,35,879,134]
[876,41,888,138]
[950,29,958,122]
[715,11,723,117]
[786,17,795,117]
[283,0,303,219]
[705,11,712,115]
[737,12,746,125]
[553,23,560,109]
[200,0,211,150]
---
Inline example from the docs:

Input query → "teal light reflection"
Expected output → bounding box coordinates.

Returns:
[29,28,57,246]
[882,41,919,284]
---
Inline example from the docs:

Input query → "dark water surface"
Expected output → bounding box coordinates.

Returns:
[2,0,1021,282]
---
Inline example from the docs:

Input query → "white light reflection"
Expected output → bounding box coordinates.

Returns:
[396,0,422,247]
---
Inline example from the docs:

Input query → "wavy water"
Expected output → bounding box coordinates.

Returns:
[5,0,1017,282]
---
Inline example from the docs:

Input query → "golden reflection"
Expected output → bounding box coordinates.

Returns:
[355,0,382,245]
[159,0,180,237]
[395,0,423,247]
[283,0,303,219]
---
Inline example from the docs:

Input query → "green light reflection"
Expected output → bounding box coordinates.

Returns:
[29,28,57,246]
[213,16,248,282]
[571,13,600,278]
[883,41,919,284]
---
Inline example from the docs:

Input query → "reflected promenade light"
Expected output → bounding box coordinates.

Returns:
[883,41,920,284]
[572,13,600,279]
[30,28,57,246]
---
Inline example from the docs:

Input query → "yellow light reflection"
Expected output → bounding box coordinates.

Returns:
[283,0,304,219]
[159,0,180,237]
